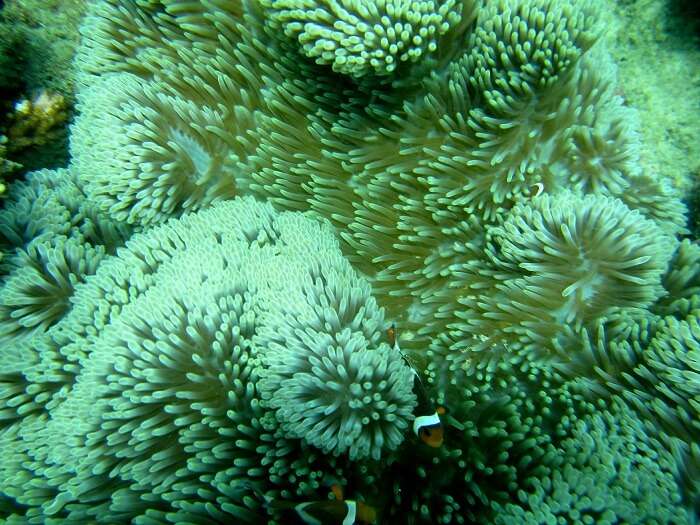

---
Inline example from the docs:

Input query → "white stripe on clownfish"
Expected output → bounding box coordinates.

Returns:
[413,412,441,436]
[343,501,357,525]
[388,323,445,448]
[294,502,323,525]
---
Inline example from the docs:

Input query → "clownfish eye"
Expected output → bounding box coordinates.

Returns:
[421,428,432,437]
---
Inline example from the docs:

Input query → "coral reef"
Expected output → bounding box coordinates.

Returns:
[0,0,85,98]
[0,89,70,183]
[0,0,85,178]
[5,91,69,152]
[1,0,699,523]
[0,135,21,195]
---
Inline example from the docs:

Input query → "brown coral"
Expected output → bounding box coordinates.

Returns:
[0,135,21,195]
[5,90,68,151]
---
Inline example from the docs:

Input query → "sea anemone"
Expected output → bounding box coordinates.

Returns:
[258,0,475,77]
[71,74,242,226]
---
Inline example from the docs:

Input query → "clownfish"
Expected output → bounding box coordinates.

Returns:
[268,483,377,525]
[388,323,444,448]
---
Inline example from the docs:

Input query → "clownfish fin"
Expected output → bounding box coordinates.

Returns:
[331,484,344,502]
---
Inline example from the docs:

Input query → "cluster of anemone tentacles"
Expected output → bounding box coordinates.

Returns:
[0,0,698,523]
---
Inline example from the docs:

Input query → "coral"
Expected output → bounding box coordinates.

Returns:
[575,314,700,458]
[392,324,689,524]
[1,0,698,522]
[0,0,85,97]
[0,1,85,174]
[5,90,68,152]
[0,135,21,194]
[419,0,602,223]
[0,90,70,180]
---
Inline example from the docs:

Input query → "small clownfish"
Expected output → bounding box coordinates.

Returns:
[269,483,377,525]
[388,323,444,448]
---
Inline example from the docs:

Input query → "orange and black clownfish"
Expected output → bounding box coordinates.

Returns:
[388,323,444,448]
[269,484,377,525]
